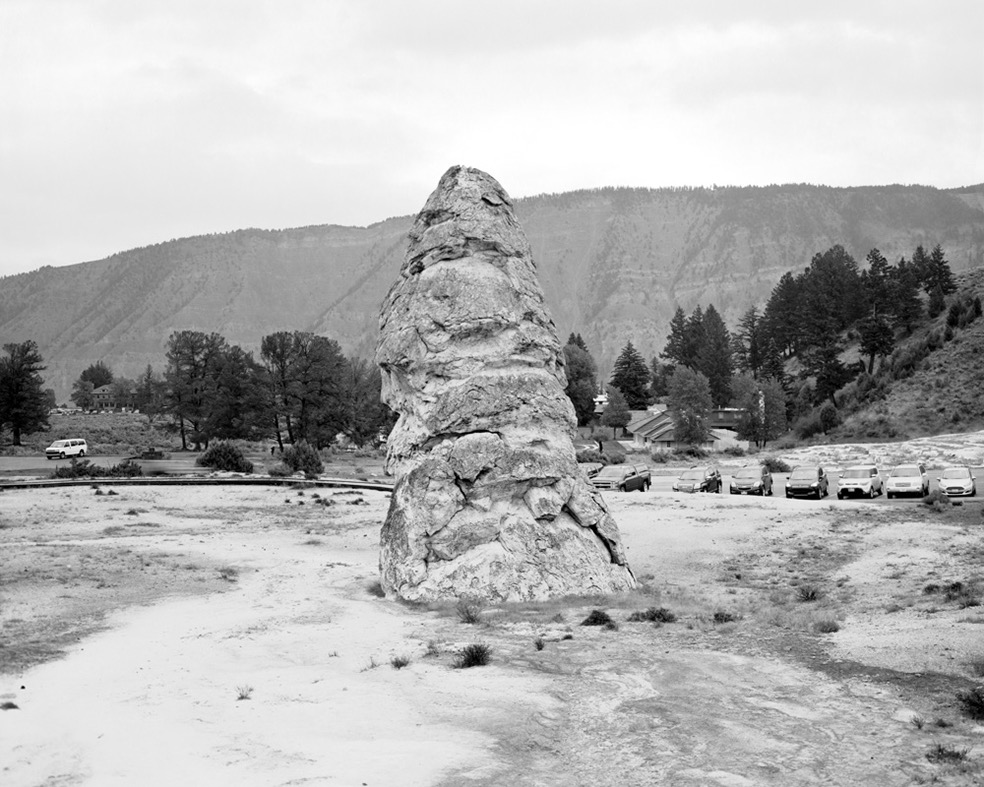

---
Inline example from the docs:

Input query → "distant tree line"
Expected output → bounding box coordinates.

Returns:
[569,241,965,448]
[1,331,395,450]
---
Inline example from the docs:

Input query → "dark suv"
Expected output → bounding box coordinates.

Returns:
[785,465,828,499]
[729,464,773,496]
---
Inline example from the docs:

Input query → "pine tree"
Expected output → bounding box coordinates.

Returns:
[927,285,946,318]
[0,341,50,445]
[79,361,114,389]
[858,313,894,374]
[924,244,957,296]
[861,248,895,317]
[566,333,588,351]
[667,366,712,447]
[759,339,788,391]
[660,307,689,368]
[891,257,922,333]
[610,340,650,409]
[684,306,706,365]
[802,245,865,332]
[731,373,787,449]
[733,307,761,376]
[695,304,733,407]
[761,272,803,356]
[649,358,670,399]
[564,337,599,426]
[801,290,851,406]
[911,244,931,289]
[600,385,630,438]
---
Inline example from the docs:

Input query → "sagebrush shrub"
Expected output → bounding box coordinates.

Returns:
[956,686,984,720]
[52,459,97,479]
[455,643,492,668]
[581,609,614,627]
[762,456,791,474]
[627,606,677,623]
[602,449,626,465]
[267,462,293,478]
[196,442,253,473]
[281,441,323,477]
[106,458,143,477]
[922,490,951,509]
[455,597,485,624]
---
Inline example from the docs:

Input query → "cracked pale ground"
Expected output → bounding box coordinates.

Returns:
[1,475,982,786]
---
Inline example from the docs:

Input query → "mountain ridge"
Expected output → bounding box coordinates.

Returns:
[2,182,983,400]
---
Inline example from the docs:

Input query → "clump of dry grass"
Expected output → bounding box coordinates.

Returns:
[580,609,617,629]
[456,597,485,624]
[925,743,969,764]
[455,643,493,668]
[956,686,984,720]
[626,606,677,623]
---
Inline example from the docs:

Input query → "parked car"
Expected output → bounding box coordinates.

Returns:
[590,464,649,493]
[885,464,929,498]
[936,466,977,497]
[785,465,828,499]
[729,464,773,496]
[45,438,88,460]
[579,462,604,479]
[673,465,722,493]
[837,465,883,499]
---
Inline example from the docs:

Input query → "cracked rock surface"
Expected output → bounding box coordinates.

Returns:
[376,165,635,601]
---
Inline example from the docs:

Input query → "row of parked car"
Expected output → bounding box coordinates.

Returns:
[785,462,977,499]
[588,461,978,499]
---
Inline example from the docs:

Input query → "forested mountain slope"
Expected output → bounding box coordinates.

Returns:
[2,183,983,398]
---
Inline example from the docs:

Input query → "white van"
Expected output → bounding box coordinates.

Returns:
[45,439,88,459]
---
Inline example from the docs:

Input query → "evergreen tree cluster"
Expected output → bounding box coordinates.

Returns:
[660,304,734,407]
[590,241,960,447]
[0,341,50,445]
[753,243,956,407]
[1,332,396,450]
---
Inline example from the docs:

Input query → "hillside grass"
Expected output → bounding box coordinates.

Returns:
[832,269,984,441]
[3,413,175,456]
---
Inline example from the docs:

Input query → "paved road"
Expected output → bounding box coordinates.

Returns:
[3,456,981,507]
[0,454,277,477]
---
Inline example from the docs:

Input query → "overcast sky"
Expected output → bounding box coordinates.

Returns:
[2,0,982,277]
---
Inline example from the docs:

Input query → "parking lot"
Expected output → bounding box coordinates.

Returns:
[634,467,983,504]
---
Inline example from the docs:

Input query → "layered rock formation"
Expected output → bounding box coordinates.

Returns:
[376,166,635,601]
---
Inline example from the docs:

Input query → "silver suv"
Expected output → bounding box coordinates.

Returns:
[837,465,882,499]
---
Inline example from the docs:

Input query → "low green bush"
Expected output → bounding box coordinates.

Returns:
[52,459,98,479]
[626,606,677,623]
[51,457,144,479]
[267,462,293,478]
[602,448,626,465]
[196,442,253,473]
[762,456,791,474]
[455,643,493,668]
[576,448,605,464]
[105,458,143,477]
[281,441,323,477]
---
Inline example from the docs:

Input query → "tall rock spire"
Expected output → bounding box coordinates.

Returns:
[376,166,634,601]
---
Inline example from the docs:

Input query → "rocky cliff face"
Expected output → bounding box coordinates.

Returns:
[376,166,634,602]
[2,183,982,399]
